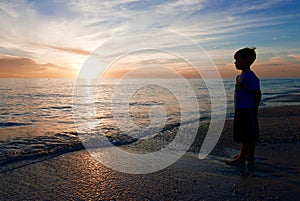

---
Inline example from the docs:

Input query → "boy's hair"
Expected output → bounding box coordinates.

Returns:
[234,47,256,65]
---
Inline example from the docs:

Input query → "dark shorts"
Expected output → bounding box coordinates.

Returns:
[233,108,259,143]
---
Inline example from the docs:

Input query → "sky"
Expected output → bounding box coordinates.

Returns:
[0,0,299,78]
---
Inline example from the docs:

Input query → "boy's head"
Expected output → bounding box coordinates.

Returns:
[234,47,256,70]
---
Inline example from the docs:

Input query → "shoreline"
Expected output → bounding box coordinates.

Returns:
[0,105,299,200]
[1,104,299,165]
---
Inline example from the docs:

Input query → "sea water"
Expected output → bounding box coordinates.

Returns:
[0,78,299,164]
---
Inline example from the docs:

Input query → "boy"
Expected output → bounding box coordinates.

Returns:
[225,47,261,167]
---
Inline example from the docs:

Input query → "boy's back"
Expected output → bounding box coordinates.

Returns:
[235,71,260,109]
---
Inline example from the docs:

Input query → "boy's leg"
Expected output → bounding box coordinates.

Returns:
[245,143,255,169]
[245,143,255,160]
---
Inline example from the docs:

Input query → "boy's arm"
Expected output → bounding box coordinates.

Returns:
[252,90,261,111]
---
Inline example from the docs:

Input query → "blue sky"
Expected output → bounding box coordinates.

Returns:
[0,0,299,78]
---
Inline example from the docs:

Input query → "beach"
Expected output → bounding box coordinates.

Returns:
[0,105,299,200]
[1,0,300,199]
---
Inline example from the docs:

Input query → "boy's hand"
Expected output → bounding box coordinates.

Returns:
[252,90,262,110]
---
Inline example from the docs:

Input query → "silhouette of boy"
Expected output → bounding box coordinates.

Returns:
[226,47,261,168]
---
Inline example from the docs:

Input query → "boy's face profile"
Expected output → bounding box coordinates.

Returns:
[234,55,249,71]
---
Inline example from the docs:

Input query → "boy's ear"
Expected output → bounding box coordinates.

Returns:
[245,57,252,64]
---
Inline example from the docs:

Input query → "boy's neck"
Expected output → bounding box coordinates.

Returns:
[241,67,251,74]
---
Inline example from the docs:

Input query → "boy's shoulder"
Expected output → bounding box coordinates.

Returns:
[244,71,259,81]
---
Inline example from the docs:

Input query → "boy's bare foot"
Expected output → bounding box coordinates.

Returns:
[233,154,240,158]
[225,158,245,167]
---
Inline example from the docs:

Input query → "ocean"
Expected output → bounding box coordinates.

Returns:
[0,78,299,164]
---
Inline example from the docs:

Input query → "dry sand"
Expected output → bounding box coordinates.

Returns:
[0,106,299,200]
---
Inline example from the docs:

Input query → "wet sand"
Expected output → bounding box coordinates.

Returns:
[0,106,299,200]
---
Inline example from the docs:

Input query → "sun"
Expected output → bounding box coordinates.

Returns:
[74,56,107,79]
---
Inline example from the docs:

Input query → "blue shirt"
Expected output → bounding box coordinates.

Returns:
[235,71,260,109]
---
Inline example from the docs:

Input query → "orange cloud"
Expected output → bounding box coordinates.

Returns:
[252,63,300,78]
[0,55,76,78]
[46,45,91,56]
[288,54,300,61]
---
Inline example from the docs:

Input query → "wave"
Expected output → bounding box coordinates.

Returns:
[39,106,73,110]
[0,122,31,128]
[129,101,164,106]
[50,106,73,110]
[263,94,300,103]
[0,119,190,166]
[0,116,214,167]
[0,131,139,166]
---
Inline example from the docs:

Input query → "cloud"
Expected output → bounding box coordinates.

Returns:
[46,45,91,56]
[288,54,300,61]
[0,55,76,78]
[268,52,300,66]
[0,1,98,65]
